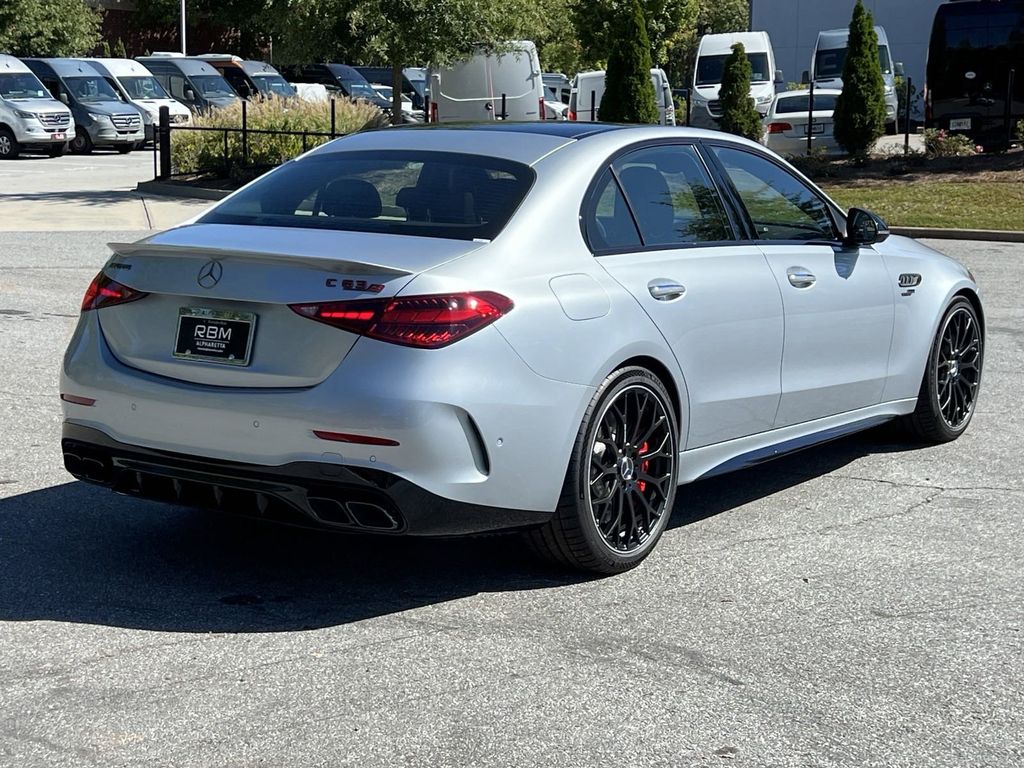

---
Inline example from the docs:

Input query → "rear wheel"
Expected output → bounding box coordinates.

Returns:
[48,143,67,158]
[0,127,19,159]
[70,131,93,154]
[527,367,679,574]
[905,298,983,442]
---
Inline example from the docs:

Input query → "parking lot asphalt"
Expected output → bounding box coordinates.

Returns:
[0,231,1021,767]
[0,152,210,231]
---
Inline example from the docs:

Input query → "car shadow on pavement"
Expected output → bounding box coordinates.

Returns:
[0,426,916,634]
[0,190,147,206]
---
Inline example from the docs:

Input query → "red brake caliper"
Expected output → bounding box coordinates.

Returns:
[638,442,649,493]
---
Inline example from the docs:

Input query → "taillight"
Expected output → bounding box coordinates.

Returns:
[539,97,546,120]
[81,272,148,312]
[568,110,577,121]
[767,122,792,134]
[289,291,513,349]
[430,102,438,122]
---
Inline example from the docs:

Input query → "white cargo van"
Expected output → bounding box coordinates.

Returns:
[0,54,75,158]
[568,68,675,125]
[85,58,191,143]
[690,31,782,129]
[809,26,899,131]
[429,41,544,122]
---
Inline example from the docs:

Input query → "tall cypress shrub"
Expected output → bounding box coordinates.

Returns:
[833,0,886,160]
[718,42,762,140]
[600,0,659,124]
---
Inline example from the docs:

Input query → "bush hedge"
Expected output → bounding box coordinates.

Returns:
[171,98,387,181]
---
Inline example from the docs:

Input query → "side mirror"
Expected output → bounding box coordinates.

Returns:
[801,70,809,85]
[774,69,784,84]
[59,93,69,105]
[845,208,890,247]
[894,61,905,77]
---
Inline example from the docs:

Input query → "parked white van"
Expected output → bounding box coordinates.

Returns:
[429,41,544,122]
[0,54,75,159]
[85,58,191,142]
[568,68,675,125]
[690,31,783,129]
[809,26,899,132]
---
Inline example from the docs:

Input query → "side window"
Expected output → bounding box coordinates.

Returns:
[612,145,733,246]
[711,146,837,241]
[168,74,187,100]
[586,169,641,251]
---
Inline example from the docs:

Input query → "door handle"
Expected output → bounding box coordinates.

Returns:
[648,280,686,301]
[786,267,816,288]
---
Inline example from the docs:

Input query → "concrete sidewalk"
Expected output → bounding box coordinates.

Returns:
[0,151,209,231]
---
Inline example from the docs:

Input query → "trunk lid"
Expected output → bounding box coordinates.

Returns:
[97,223,486,387]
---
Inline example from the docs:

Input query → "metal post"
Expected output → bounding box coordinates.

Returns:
[807,80,814,155]
[590,90,596,122]
[157,106,171,180]
[1006,69,1016,148]
[180,0,187,55]
[500,93,507,120]
[241,99,248,165]
[330,98,336,138]
[223,129,229,174]
[302,132,307,152]
[904,77,912,155]
[684,88,691,127]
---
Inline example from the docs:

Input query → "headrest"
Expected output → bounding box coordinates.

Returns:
[319,178,382,218]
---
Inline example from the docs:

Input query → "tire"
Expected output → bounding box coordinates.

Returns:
[48,143,67,158]
[526,366,679,574]
[904,297,983,443]
[116,144,133,154]
[0,127,19,159]
[70,131,93,154]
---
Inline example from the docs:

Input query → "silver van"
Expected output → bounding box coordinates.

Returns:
[0,54,75,158]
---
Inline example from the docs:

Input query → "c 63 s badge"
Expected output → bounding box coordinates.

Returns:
[326,278,385,293]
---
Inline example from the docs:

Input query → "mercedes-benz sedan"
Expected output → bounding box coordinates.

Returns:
[60,123,984,573]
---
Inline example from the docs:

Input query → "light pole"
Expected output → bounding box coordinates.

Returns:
[180,0,187,55]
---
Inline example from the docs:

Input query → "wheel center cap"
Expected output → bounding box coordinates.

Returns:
[949,360,960,378]
[618,456,636,481]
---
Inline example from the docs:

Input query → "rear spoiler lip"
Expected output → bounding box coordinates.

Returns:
[106,242,413,277]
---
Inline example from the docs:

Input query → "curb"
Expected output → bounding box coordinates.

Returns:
[892,227,1024,243]
[136,180,229,201]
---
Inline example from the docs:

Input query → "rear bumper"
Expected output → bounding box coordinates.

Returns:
[63,423,552,536]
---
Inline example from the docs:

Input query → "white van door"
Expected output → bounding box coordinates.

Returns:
[432,43,542,123]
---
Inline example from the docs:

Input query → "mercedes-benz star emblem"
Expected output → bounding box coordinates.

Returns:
[197,260,223,289]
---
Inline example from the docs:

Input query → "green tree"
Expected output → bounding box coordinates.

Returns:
[572,0,697,71]
[0,0,102,57]
[113,38,129,59]
[717,42,761,139]
[833,0,886,160]
[600,0,660,123]
[135,0,283,57]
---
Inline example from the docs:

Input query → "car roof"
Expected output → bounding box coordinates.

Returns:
[307,123,756,166]
[0,54,33,73]
[23,58,104,78]
[137,57,220,76]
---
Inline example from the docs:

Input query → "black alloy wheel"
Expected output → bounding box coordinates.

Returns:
[528,367,679,574]
[906,297,983,442]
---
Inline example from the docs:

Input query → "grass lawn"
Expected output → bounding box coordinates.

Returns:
[823,181,1024,231]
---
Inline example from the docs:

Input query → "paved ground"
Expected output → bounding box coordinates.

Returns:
[0,232,1022,767]
[0,152,209,231]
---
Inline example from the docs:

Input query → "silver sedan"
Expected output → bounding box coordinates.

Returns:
[60,123,984,573]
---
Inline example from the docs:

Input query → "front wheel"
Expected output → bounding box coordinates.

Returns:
[905,297,983,442]
[0,127,19,159]
[70,131,93,154]
[527,367,679,574]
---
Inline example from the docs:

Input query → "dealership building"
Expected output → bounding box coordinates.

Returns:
[750,0,945,114]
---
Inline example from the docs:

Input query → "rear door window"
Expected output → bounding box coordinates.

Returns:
[200,150,535,241]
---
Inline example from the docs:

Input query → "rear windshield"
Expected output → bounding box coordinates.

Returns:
[775,93,839,113]
[200,150,535,241]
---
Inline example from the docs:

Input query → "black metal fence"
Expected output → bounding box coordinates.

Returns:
[152,101,346,181]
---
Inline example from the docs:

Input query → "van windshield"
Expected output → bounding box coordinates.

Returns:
[814,45,892,79]
[199,150,535,242]
[696,53,771,85]
[190,75,236,98]
[66,76,123,102]
[0,73,49,100]
[253,74,296,97]
[119,75,170,100]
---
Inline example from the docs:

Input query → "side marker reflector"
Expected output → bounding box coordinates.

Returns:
[61,394,96,406]
[313,430,399,447]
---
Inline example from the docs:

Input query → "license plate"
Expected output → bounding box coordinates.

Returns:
[950,118,972,131]
[804,123,826,135]
[173,308,256,366]
[52,133,65,141]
